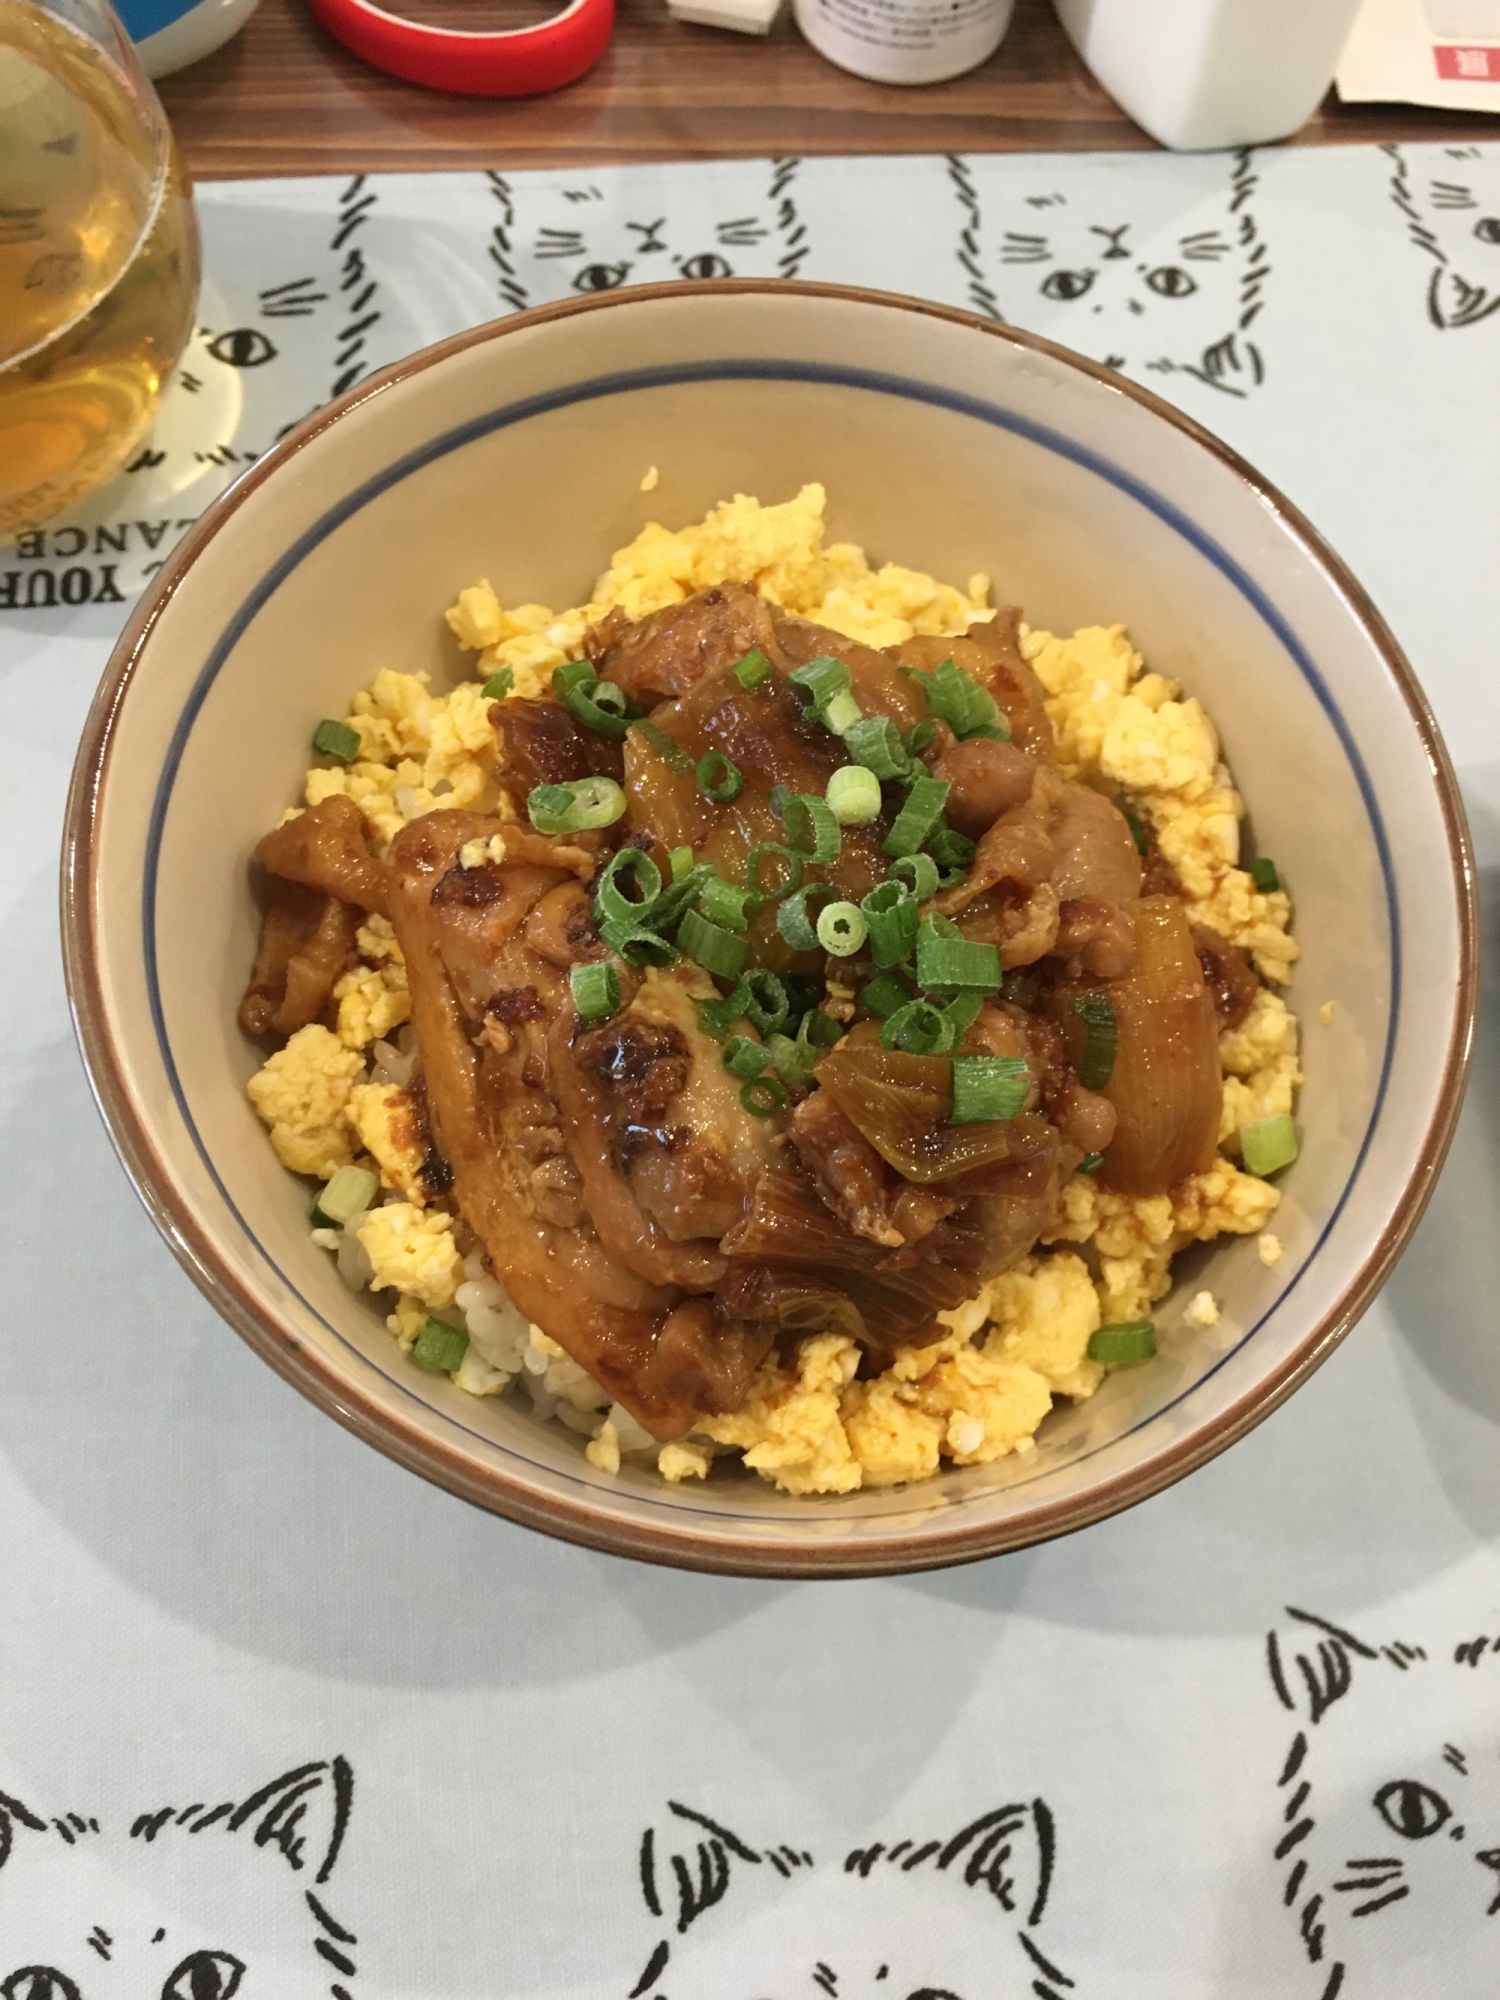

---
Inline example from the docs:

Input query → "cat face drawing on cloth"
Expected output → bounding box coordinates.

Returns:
[1267,1607,1500,1996]
[950,149,1270,398]
[1385,143,1500,330]
[0,1757,356,1998]
[626,1797,1076,1999]
[485,161,806,314]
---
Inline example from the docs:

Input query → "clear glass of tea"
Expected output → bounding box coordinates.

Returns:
[0,0,201,540]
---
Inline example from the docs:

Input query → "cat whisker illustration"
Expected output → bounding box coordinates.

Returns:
[1474,1847,1500,1914]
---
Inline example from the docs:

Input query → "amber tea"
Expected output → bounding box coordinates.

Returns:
[0,0,200,540]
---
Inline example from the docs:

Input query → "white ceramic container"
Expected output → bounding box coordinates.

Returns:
[1054,0,1366,150]
[795,0,1014,85]
[60,282,1476,1576]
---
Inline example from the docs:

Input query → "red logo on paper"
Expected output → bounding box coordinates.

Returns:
[1434,43,1500,80]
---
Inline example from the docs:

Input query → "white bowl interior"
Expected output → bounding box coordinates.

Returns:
[75,288,1465,1568]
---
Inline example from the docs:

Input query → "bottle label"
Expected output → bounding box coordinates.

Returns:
[795,0,1011,83]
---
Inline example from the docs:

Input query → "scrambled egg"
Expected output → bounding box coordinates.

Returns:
[345,1082,427,1201]
[245,1024,363,1178]
[446,483,993,695]
[304,670,499,848]
[357,1203,461,1311]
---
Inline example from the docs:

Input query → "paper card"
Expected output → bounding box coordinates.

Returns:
[1338,0,1500,110]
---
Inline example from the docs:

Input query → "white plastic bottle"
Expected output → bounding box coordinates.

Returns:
[1052,0,1366,150]
[794,0,1015,86]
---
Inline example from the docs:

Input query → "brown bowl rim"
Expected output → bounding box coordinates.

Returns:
[59,278,1479,1578]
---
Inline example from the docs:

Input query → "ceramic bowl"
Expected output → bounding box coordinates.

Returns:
[61,282,1477,1577]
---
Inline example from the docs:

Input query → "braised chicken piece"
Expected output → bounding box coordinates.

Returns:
[244,579,1250,1441]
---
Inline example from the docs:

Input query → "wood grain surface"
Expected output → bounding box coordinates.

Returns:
[158,0,1500,180]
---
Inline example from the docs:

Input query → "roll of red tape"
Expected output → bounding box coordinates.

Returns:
[307,0,614,96]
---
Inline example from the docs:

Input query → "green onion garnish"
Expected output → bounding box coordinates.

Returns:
[816,901,868,957]
[884,775,951,858]
[741,1076,788,1117]
[678,907,751,980]
[562,677,634,742]
[880,999,955,1055]
[723,1034,770,1080]
[925,826,976,874]
[778,884,836,952]
[891,852,939,901]
[779,793,841,865]
[1240,1112,1298,1177]
[822,692,863,736]
[942,990,985,1042]
[570,961,621,1020]
[696,750,744,803]
[1077,1151,1104,1175]
[697,978,750,1039]
[412,1318,469,1373]
[742,969,790,1038]
[481,666,514,701]
[527,775,627,836]
[598,918,677,968]
[697,874,759,933]
[903,718,938,759]
[552,660,596,696]
[1122,807,1147,857]
[799,1008,842,1052]
[916,928,1002,993]
[764,1031,815,1088]
[651,862,714,930]
[842,715,911,781]
[788,655,852,712]
[312,718,360,762]
[1249,856,1281,894]
[1073,992,1119,1092]
[901,658,1009,742]
[827,765,882,827]
[860,970,915,1021]
[744,843,803,902]
[595,846,662,923]
[949,1054,1028,1125]
[732,648,772,689]
[314,1164,378,1226]
[1088,1321,1156,1365]
[860,880,919,970]
[670,845,694,880]
[632,718,693,774]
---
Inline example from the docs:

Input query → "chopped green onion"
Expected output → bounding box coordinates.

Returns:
[1088,1321,1156,1366]
[891,852,940,901]
[1073,992,1119,1092]
[842,715,911,781]
[481,667,514,701]
[552,660,596,696]
[817,900,868,957]
[741,1076,789,1117]
[1078,1151,1104,1174]
[744,843,803,902]
[697,978,750,1039]
[764,1031,815,1088]
[779,793,841,865]
[650,862,714,930]
[570,961,620,1020]
[1249,856,1281,894]
[798,1008,843,1052]
[942,990,985,1042]
[563,678,633,741]
[860,970,915,1021]
[827,765,882,827]
[742,969,790,1038]
[925,827,976,874]
[880,999,955,1055]
[1122,807,1148,857]
[595,847,662,923]
[732,648,772,689]
[1241,1112,1299,1177]
[526,775,627,836]
[949,1054,1029,1125]
[861,880,919,969]
[916,931,1002,993]
[697,874,759,933]
[598,918,677,968]
[678,907,751,980]
[315,1164,378,1225]
[821,691,863,737]
[778,884,836,952]
[788,655,852,712]
[903,718,938,759]
[312,718,360,762]
[723,1034,770,1080]
[632,718,693,773]
[697,750,744,803]
[412,1318,469,1373]
[901,658,1008,741]
[884,775,951,858]
[670,845,694,880]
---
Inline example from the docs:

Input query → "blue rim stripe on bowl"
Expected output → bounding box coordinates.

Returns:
[141,358,1401,1520]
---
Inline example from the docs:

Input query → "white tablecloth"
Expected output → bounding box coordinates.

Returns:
[3,144,1499,1997]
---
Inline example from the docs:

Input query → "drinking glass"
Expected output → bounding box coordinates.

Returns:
[0,0,201,539]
